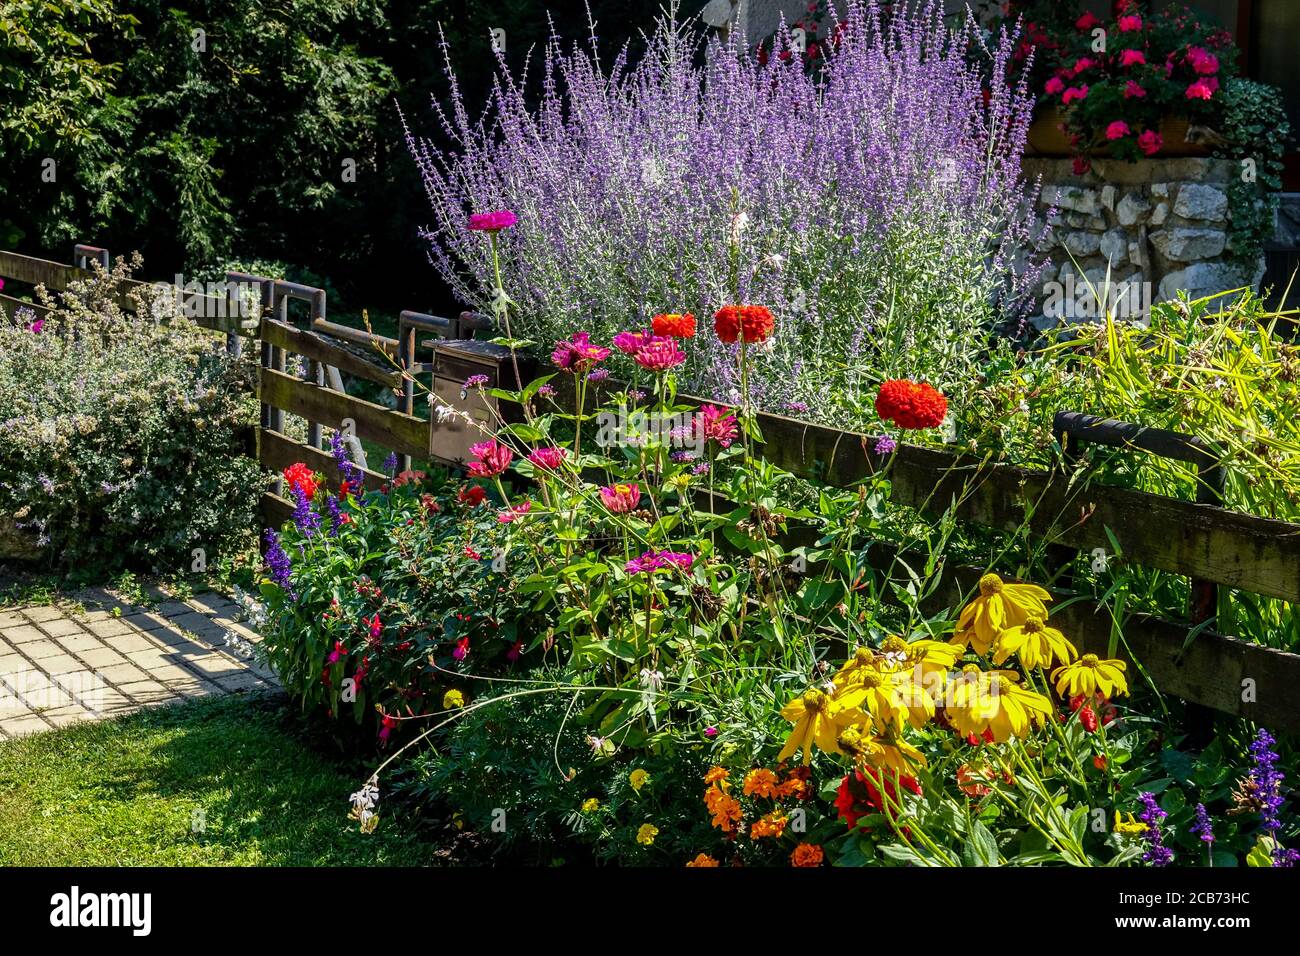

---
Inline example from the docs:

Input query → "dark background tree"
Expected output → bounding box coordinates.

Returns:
[1,0,705,320]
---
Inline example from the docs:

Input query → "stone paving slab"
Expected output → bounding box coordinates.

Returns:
[0,587,277,739]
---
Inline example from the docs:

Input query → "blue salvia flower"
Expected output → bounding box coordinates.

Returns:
[325,494,344,536]
[263,529,296,599]
[330,431,364,488]
[383,452,399,477]
[1191,803,1215,845]
[290,483,321,538]
[1248,729,1298,867]
[1138,791,1174,867]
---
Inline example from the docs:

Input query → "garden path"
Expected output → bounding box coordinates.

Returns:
[0,588,276,738]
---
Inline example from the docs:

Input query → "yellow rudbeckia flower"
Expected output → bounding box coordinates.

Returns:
[837,724,928,772]
[993,615,1078,670]
[948,667,1053,743]
[1114,811,1147,835]
[778,688,844,765]
[954,573,1052,653]
[1052,654,1129,699]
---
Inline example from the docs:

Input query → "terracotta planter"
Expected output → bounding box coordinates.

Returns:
[1026,107,1210,158]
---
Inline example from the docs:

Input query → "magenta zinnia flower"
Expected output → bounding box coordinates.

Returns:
[468,209,518,232]
[634,336,686,372]
[695,404,738,449]
[599,482,640,513]
[527,446,568,471]
[613,330,652,356]
[552,332,611,373]
[625,550,695,574]
[468,439,513,478]
[497,500,532,524]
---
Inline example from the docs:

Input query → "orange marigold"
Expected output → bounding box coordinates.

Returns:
[750,811,788,839]
[705,790,743,833]
[686,852,720,867]
[790,842,825,867]
[713,304,775,344]
[743,768,780,799]
[652,312,697,339]
[703,766,730,787]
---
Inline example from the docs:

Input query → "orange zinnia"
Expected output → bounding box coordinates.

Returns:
[652,312,696,339]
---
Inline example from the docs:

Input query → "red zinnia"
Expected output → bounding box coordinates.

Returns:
[651,312,696,339]
[458,485,487,507]
[713,305,775,344]
[874,379,948,430]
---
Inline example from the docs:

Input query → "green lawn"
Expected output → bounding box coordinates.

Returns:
[0,692,440,865]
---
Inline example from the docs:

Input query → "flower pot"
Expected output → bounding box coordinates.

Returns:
[1026,106,1073,156]
[1026,107,1211,158]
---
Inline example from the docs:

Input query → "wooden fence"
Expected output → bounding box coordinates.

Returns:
[5,244,1300,731]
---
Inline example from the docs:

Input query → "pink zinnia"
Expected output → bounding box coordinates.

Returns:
[625,550,695,575]
[1124,80,1146,99]
[28,319,44,334]
[1075,11,1098,31]
[1119,49,1145,67]
[1186,79,1214,101]
[634,336,686,373]
[527,446,567,471]
[600,482,640,513]
[467,439,513,478]
[1061,85,1089,105]
[1105,120,1131,140]
[497,500,532,524]
[1118,15,1142,32]
[1044,76,1064,95]
[1071,57,1096,75]
[1137,129,1163,157]
[612,330,651,356]
[468,210,517,232]
[552,332,610,372]
[695,404,739,449]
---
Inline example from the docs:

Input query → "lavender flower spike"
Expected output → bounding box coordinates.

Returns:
[1138,791,1174,867]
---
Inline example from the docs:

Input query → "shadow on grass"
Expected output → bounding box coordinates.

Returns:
[0,691,443,866]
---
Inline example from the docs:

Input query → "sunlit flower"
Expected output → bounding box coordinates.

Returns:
[695,404,738,448]
[777,688,844,765]
[750,811,787,838]
[467,439,513,478]
[634,336,687,372]
[468,209,517,232]
[993,616,1077,670]
[282,462,320,500]
[713,304,774,344]
[686,852,719,867]
[527,446,567,471]
[790,842,824,867]
[636,823,659,846]
[743,768,779,798]
[600,482,641,513]
[1114,810,1148,836]
[954,573,1051,652]
[1052,654,1129,698]
[948,667,1052,743]
[443,688,465,709]
[613,330,652,355]
[582,797,601,813]
[629,768,650,792]
[874,379,947,430]
[552,331,610,372]
[652,312,696,339]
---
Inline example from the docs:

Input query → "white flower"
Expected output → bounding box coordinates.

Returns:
[639,669,665,692]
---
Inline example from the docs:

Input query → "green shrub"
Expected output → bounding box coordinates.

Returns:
[0,257,259,573]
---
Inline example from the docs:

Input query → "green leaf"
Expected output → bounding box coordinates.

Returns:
[963,819,1001,867]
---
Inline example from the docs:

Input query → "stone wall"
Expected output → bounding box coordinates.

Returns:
[1024,157,1266,329]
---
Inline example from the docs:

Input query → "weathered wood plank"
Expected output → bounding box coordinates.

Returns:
[260,491,295,532]
[0,293,50,320]
[260,318,402,388]
[258,366,426,459]
[0,251,80,289]
[259,428,387,493]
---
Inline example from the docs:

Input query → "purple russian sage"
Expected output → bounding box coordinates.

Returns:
[404,0,1043,429]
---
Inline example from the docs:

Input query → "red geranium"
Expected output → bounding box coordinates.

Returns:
[835,768,922,830]
[282,462,320,500]
[458,485,487,507]
[713,304,775,345]
[874,379,948,430]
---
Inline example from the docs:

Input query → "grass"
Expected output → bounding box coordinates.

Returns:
[0,692,441,866]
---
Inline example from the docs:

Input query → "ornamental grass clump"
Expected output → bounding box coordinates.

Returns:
[405,0,1043,429]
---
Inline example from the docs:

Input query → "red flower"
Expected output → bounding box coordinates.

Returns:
[651,312,697,339]
[1044,76,1064,95]
[874,379,947,430]
[452,636,471,661]
[379,715,398,742]
[1186,79,1214,101]
[1137,129,1163,156]
[1094,755,1108,771]
[713,305,775,345]
[1079,704,1099,733]
[1072,156,1091,176]
[282,462,320,500]
[1075,11,1098,31]
[458,484,487,507]
[836,768,921,830]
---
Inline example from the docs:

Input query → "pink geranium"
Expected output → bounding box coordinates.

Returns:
[1071,57,1096,76]
[468,209,517,232]
[527,446,568,471]
[633,336,686,372]
[695,404,738,449]
[1118,15,1142,32]
[552,331,611,372]
[1062,85,1089,105]
[599,482,641,513]
[467,439,513,478]
[1123,80,1146,99]
[1137,129,1164,157]
[1075,12,1098,31]
[1119,49,1145,67]
[1105,120,1131,140]
[1044,76,1064,95]
[1186,47,1219,75]
[1185,79,1214,101]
